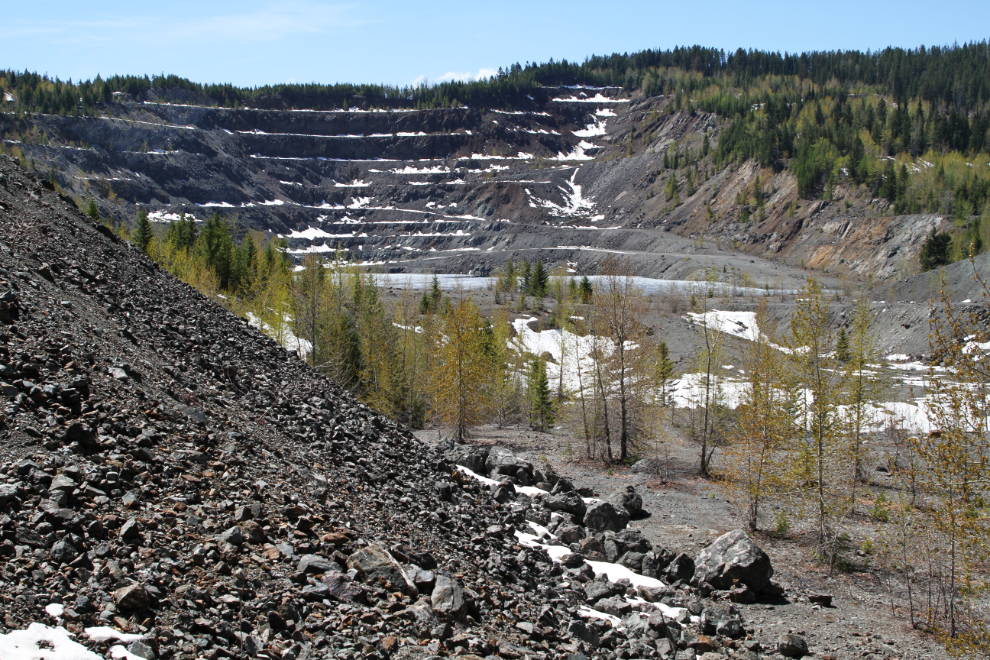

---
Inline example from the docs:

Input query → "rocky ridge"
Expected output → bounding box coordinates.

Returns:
[0,155,821,659]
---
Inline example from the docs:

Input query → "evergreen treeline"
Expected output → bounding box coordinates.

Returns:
[2,41,988,114]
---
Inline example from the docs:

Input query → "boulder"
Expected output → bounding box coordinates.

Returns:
[405,566,436,592]
[297,554,336,574]
[693,529,773,593]
[594,596,632,617]
[348,544,417,595]
[613,529,652,553]
[127,641,156,660]
[778,633,809,658]
[119,518,142,543]
[583,501,629,532]
[583,577,623,602]
[431,575,465,617]
[321,571,367,603]
[114,584,150,612]
[0,483,20,507]
[217,525,244,546]
[446,445,488,475]
[49,474,77,492]
[665,553,695,583]
[641,548,675,578]
[617,551,645,573]
[545,492,587,518]
[484,447,532,478]
[49,540,77,564]
[607,485,644,517]
[556,524,586,544]
[238,520,266,544]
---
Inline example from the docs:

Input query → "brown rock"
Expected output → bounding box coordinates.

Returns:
[114,584,150,612]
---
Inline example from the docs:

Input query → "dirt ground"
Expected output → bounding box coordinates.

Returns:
[415,422,953,660]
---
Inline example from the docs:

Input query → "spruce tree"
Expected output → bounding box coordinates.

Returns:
[919,228,952,271]
[531,259,548,298]
[132,208,153,253]
[85,199,100,222]
[528,357,554,432]
[836,327,850,363]
[579,275,593,304]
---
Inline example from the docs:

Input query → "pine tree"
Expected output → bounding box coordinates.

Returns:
[85,199,100,222]
[528,356,554,432]
[530,259,548,298]
[198,213,234,288]
[579,275,593,304]
[665,174,680,202]
[132,208,153,253]
[835,327,850,363]
[920,227,952,271]
[880,159,897,201]
[653,341,676,407]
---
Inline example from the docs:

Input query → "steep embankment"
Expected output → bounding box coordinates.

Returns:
[0,155,818,659]
[3,88,947,285]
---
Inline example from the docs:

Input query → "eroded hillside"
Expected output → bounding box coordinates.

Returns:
[2,87,948,285]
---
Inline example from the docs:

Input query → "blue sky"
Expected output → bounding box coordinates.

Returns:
[3,1,989,88]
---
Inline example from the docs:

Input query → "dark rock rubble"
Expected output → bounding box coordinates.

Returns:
[0,155,798,659]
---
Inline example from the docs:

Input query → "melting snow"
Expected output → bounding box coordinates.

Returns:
[572,118,608,138]
[551,141,596,161]
[525,169,595,218]
[284,226,337,240]
[0,623,111,660]
[553,94,630,103]
[685,310,799,354]
[83,629,144,644]
[246,313,313,359]
[146,210,198,223]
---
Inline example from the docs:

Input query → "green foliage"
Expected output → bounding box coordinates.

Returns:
[529,260,548,298]
[131,208,153,253]
[772,510,790,537]
[85,199,100,222]
[198,213,235,289]
[527,356,555,432]
[165,213,198,250]
[793,138,838,198]
[835,327,850,363]
[919,227,953,271]
[579,275,594,304]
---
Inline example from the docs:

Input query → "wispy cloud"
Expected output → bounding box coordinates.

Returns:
[6,1,366,46]
[412,67,498,87]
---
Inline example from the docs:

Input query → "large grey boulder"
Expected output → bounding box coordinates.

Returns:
[431,575,465,617]
[347,544,418,596]
[0,483,20,507]
[778,633,809,657]
[693,529,774,593]
[583,500,629,532]
[297,554,337,574]
[545,492,587,518]
[607,485,644,517]
[484,446,532,479]
[446,445,488,475]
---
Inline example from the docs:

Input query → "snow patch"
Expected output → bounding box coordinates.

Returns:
[0,623,102,660]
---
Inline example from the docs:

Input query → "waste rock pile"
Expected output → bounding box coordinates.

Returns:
[0,156,795,659]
